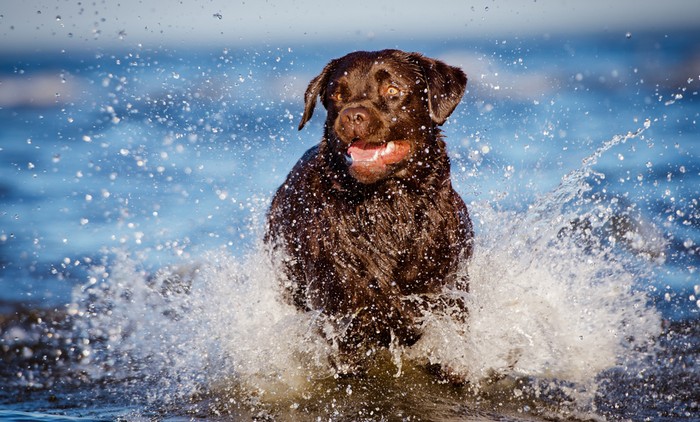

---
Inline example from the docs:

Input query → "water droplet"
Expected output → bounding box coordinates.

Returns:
[213,12,223,19]
[625,32,632,39]
[55,15,61,21]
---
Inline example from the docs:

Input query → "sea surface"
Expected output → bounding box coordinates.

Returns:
[0,32,699,421]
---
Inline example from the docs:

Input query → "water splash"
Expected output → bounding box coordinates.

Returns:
[69,248,334,405]
[63,124,664,417]
[405,122,662,414]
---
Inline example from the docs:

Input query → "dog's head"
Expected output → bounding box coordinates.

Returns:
[298,49,467,185]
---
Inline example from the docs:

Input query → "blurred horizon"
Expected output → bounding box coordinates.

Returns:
[1,0,699,53]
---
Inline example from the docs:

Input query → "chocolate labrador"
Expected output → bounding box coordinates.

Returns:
[266,49,473,373]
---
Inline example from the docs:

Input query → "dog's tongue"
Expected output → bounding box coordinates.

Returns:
[347,140,409,165]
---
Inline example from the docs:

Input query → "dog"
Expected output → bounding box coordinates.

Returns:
[265,49,473,373]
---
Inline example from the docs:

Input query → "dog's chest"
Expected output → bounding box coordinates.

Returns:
[329,190,425,245]
[310,189,447,289]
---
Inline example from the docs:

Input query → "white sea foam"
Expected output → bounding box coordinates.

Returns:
[70,247,335,403]
[407,201,661,387]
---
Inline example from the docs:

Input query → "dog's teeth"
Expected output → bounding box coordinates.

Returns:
[383,141,395,156]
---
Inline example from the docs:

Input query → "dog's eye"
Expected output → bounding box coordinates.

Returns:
[386,86,400,96]
[331,92,343,102]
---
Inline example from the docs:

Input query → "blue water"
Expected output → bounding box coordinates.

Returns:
[0,32,698,420]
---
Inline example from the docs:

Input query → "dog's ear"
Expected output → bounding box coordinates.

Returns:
[298,60,337,130]
[409,53,467,125]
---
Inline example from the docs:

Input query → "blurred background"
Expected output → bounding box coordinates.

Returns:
[2,0,699,50]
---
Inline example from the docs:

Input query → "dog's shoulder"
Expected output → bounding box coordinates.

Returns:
[289,144,321,179]
[274,144,322,193]
[268,143,325,223]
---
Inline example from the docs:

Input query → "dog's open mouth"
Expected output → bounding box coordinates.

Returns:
[346,140,411,166]
[345,140,412,184]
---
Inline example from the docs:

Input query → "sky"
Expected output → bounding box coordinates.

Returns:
[1,0,699,52]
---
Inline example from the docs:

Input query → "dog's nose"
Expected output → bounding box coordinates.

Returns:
[340,107,369,125]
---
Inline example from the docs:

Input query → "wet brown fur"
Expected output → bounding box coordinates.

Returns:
[265,50,473,372]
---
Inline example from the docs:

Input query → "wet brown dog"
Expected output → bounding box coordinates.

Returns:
[266,49,473,373]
